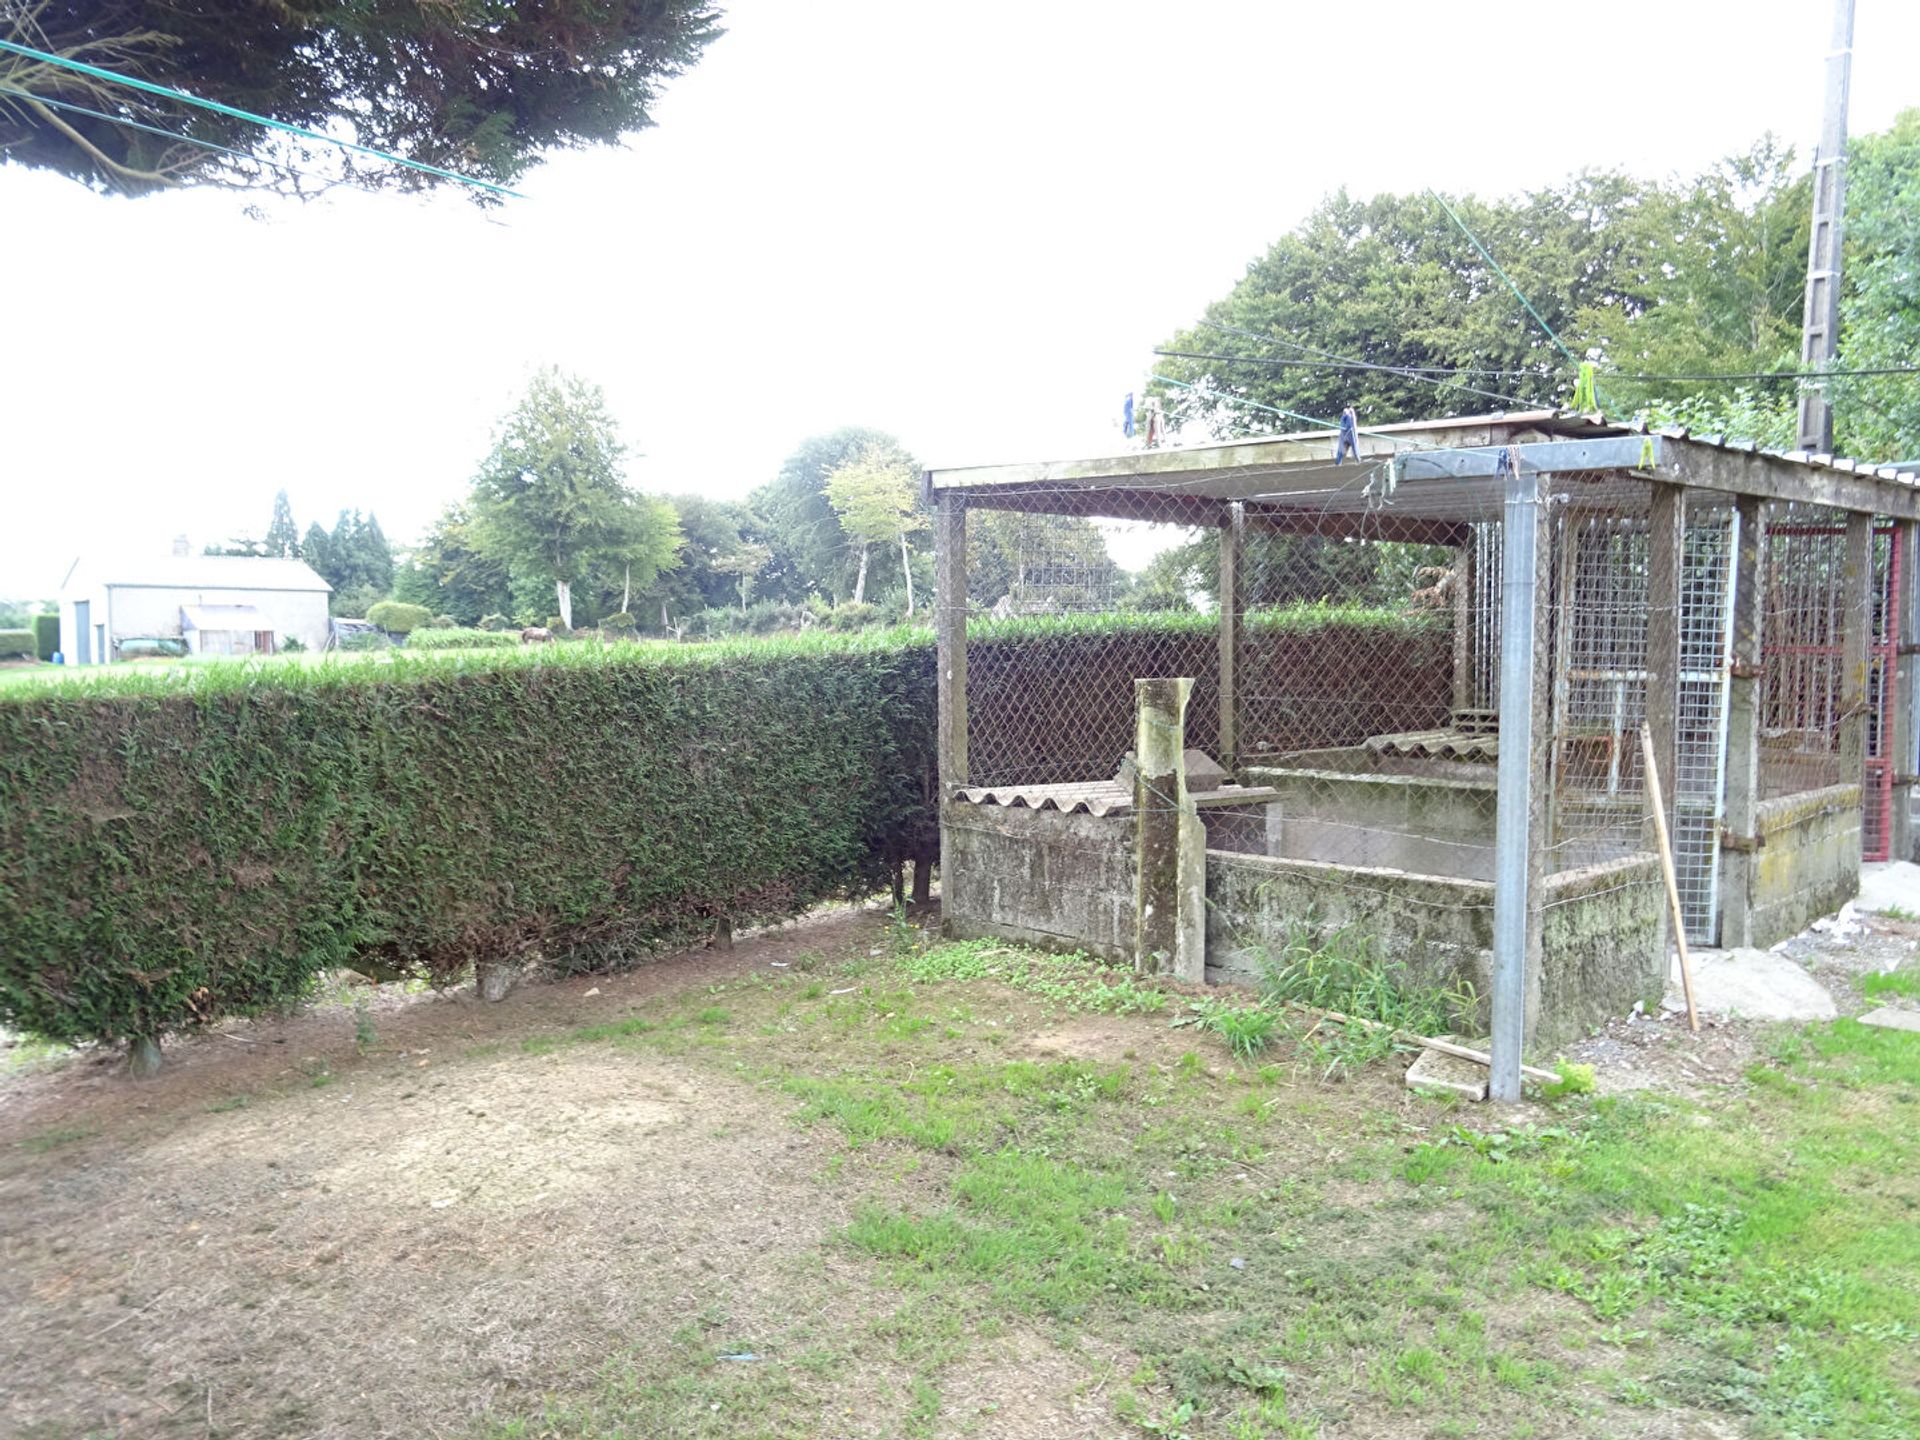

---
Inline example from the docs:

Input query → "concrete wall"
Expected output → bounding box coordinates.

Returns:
[1722,783,1862,948]
[1238,764,1497,881]
[939,801,1136,962]
[1206,849,1665,1050]
[943,806,1667,1052]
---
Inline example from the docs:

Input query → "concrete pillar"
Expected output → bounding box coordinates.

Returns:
[1132,677,1206,981]
[1645,483,1685,840]
[1890,519,1918,861]
[1720,496,1766,947]
[1218,504,1245,774]
[1490,462,1551,1103]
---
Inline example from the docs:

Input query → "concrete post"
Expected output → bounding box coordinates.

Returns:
[1645,483,1685,841]
[1720,497,1766,946]
[1452,534,1474,712]
[1890,519,1917,861]
[1490,461,1550,1103]
[1218,504,1245,774]
[1840,512,1874,789]
[1132,677,1206,981]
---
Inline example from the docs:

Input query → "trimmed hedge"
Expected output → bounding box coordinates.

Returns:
[33,614,59,661]
[0,607,1445,1046]
[366,600,433,634]
[406,627,522,650]
[0,629,35,659]
[0,637,934,1044]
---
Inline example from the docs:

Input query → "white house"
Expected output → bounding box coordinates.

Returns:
[58,541,332,664]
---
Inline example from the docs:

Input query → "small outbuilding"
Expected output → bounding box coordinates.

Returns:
[58,543,331,664]
[926,410,1920,1095]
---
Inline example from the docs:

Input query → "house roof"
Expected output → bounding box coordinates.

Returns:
[924,410,1920,525]
[62,554,331,595]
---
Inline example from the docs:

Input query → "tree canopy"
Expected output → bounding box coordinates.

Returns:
[1152,124,1919,462]
[0,1,721,196]
[470,367,681,629]
[752,428,919,606]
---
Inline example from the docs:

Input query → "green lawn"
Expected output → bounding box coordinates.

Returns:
[474,939,1920,1440]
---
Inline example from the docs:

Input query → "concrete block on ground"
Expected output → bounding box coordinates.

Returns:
[1858,1006,1920,1033]
[1673,947,1836,1022]
[1405,1043,1489,1101]
[1857,861,1920,917]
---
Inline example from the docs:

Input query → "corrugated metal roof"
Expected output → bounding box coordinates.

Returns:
[949,780,1277,816]
[950,781,1135,816]
[65,555,331,594]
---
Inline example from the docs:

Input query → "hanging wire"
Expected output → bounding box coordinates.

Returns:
[0,85,337,189]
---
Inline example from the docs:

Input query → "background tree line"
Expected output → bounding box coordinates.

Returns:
[198,115,1920,637]
[1153,116,1920,461]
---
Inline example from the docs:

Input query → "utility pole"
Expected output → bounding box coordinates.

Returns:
[1796,0,1855,454]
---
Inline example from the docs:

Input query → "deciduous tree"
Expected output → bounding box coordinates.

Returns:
[470,367,681,630]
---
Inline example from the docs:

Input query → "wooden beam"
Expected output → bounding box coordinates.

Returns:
[1892,520,1918,861]
[1661,445,1920,520]
[1840,512,1874,791]
[962,487,1228,527]
[1241,509,1472,546]
[1720,496,1766,946]
[1645,483,1685,851]
[936,495,968,789]
[1219,504,1245,774]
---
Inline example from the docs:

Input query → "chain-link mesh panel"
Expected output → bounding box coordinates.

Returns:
[1758,506,1898,859]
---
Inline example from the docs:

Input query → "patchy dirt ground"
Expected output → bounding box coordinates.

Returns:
[1,910,916,1440]
[5,902,1917,1440]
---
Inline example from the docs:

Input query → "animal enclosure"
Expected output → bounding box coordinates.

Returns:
[930,412,1920,1082]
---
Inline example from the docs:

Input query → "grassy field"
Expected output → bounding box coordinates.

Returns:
[4,917,1916,1439]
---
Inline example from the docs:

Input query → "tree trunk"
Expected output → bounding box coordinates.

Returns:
[899,531,915,616]
[911,858,932,904]
[622,563,631,615]
[852,546,869,606]
[555,579,573,630]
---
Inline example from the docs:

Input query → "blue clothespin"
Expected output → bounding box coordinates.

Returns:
[1334,406,1360,464]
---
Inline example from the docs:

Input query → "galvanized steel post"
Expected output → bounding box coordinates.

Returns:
[1491,460,1549,1102]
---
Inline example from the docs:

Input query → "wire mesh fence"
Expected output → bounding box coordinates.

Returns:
[1758,506,1900,860]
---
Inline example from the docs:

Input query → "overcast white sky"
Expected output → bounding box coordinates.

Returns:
[4,0,1917,598]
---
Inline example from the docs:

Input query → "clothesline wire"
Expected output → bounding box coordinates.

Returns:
[0,36,522,197]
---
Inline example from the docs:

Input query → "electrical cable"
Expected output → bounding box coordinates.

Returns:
[1170,334,1554,409]
[0,36,522,197]
[1426,187,1579,369]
